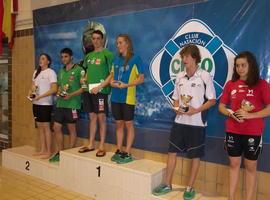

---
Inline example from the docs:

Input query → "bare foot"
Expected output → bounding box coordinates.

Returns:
[33,152,46,156]
[86,145,95,150]
[40,153,52,159]
[98,144,105,152]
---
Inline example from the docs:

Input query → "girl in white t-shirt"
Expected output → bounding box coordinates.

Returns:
[28,53,57,159]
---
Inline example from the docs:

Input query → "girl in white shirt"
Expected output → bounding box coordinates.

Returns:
[28,53,57,159]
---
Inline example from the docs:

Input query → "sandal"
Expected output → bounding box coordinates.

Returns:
[78,146,95,153]
[96,149,106,157]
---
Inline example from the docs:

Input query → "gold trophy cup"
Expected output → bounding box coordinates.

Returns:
[59,84,69,98]
[180,94,193,112]
[241,99,255,112]
[80,70,87,89]
[229,99,255,120]
[28,85,39,101]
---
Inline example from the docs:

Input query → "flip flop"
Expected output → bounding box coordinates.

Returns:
[78,146,95,153]
[96,149,106,157]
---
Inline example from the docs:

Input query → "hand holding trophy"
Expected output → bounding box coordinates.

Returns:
[172,94,193,114]
[59,84,69,98]
[80,70,87,89]
[113,66,124,86]
[180,94,193,112]
[227,99,255,122]
[27,85,39,101]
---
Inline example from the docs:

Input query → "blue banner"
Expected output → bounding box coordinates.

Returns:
[34,0,270,171]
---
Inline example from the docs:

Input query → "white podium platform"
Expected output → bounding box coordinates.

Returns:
[60,147,166,200]
[2,146,226,200]
[2,145,60,184]
[2,146,165,200]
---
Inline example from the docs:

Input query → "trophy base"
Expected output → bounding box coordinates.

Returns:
[29,94,36,99]
[180,106,189,112]
[27,94,36,101]
[59,93,67,98]
[112,81,121,85]
[81,85,88,89]
[232,113,241,120]
[227,109,241,120]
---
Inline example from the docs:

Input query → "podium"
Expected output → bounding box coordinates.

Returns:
[59,147,166,200]
[2,146,165,200]
[2,146,60,185]
[2,146,226,200]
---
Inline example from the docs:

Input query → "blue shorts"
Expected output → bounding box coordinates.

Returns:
[168,123,205,158]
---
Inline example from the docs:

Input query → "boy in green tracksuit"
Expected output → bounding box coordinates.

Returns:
[50,48,84,162]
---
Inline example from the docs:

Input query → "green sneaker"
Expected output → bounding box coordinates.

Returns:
[183,187,195,200]
[111,150,121,162]
[49,152,60,162]
[116,152,133,164]
[152,184,172,196]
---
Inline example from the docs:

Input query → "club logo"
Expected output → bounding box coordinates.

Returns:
[248,138,255,146]
[69,75,74,81]
[231,89,237,95]
[228,136,234,143]
[247,89,254,97]
[95,59,101,65]
[150,19,236,106]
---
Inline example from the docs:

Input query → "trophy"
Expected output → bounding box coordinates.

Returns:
[180,94,193,112]
[59,84,69,98]
[80,70,87,89]
[228,99,255,120]
[28,85,39,101]
[113,66,124,85]
[241,99,255,112]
